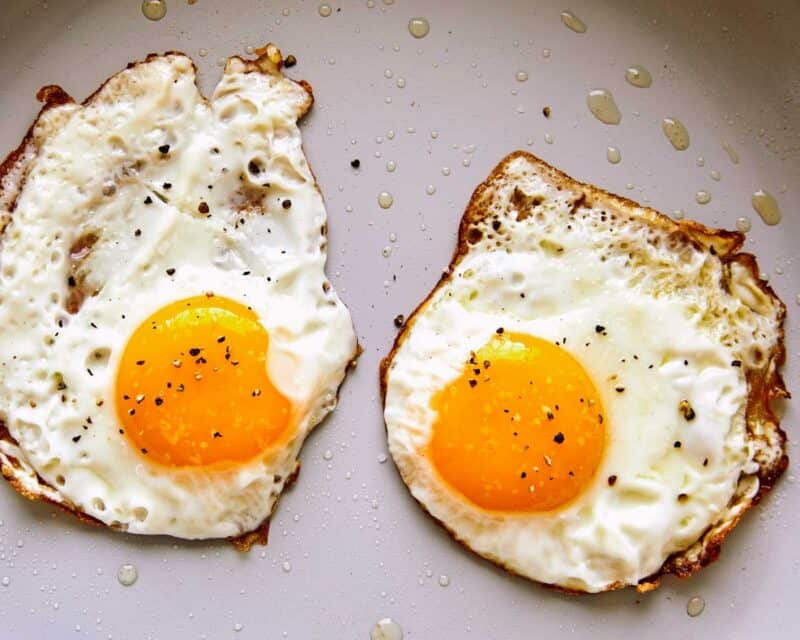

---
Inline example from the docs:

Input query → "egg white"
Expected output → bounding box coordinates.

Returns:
[0,52,356,539]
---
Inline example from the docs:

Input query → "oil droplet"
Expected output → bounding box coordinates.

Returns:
[382,246,392,258]
[281,561,292,573]
[408,17,430,39]
[687,596,705,617]
[318,3,332,17]
[378,453,388,463]
[696,156,705,167]
[751,190,781,225]
[282,8,290,16]
[736,216,751,232]
[438,574,450,587]
[542,48,551,58]
[516,70,528,82]
[662,118,690,151]
[141,0,166,21]
[430,131,439,139]
[441,167,451,176]
[371,618,403,640]
[695,190,712,205]
[587,89,621,125]
[117,564,138,586]
[384,68,393,79]
[544,133,554,144]
[322,449,333,461]
[606,147,621,164]
[462,158,471,167]
[386,161,397,173]
[674,209,685,220]
[378,191,394,209]
[233,623,243,632]
[1,577,9,587]
[710,170,721,181]
[625,64,652,88]
[367,0,375,7]
[560,10,587,33]
[396,78,406,88]
[425,185,436,195]
[722,141,740,164]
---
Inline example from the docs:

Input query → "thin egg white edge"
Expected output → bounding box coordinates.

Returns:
[0,53,357,539]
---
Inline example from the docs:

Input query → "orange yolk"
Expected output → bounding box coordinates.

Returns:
[115,295,292,468]
[429,332,606,512]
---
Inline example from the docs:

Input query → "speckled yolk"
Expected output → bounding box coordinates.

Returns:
[429,333,606,512]
[115,295,292,467]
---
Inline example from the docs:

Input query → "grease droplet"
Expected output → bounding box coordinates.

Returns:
[117,564,138,586]
[371,618,403,640]
[318,3,332,17]
[408,17,430,39]
[587,89,621,125]
[378,191,394,209]
[695,190,712,205]
[687,596,705,617]
[735,216,751,232]
[141,0,166,21]
[751,190,781,225]
[662,118,690,151]
[625,64,652,88]
[722,141,740,164]
[606,147,621,164]
[515,70,528,82]
[560,10,587,33]
[438,574,450,587]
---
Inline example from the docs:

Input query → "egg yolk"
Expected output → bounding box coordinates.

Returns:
[115,295,292,467]
[429,333,606,512]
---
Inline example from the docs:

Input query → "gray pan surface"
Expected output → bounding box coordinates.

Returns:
[0,0,797,638]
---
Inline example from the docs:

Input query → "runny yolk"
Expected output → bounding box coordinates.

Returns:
[429,332,606,512]
[115,295,292,468]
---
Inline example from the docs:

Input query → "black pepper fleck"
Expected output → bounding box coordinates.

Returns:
[158,144,170,154]
[553,432,565,444]
[282,199,292,209]
[607,475,617,486]
[284,54,297,68]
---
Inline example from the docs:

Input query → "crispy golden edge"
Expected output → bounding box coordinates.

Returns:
[379,150,789,593]
[0,45,357,550]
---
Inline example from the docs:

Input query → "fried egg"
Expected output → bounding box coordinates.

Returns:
[0,45,358,544]
[382,152,787,592]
